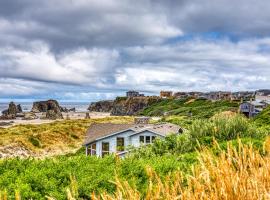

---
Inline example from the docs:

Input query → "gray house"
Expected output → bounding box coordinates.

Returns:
[240,101,267,118]
[83,121,182,158]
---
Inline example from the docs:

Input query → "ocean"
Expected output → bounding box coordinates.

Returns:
[0,101,90,113]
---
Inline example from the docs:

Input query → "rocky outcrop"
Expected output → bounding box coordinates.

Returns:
[0,121,14,127]
[31,100,63,119]
[46,110,63,120]
[16,104,22,113]
[68,107,76,112]
[111,96,161,116]
[88,100,114,112]
[23,112,38,120]
[85,112,90,119]
[89,96,161,116]
[61,107,76,112]
[0,102,20,119]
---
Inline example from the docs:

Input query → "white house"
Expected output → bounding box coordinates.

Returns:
[83,121,182,158]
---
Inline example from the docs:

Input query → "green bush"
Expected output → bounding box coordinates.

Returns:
[188,114,265,142]
[28,136,41,148]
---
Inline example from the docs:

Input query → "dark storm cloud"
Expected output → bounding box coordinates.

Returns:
[0,0,270,51]
[0,0,181,51]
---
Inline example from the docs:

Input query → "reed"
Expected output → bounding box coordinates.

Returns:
[92,139,270,200]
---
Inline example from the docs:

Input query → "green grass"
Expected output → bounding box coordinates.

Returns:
[0,114,268,199]
[254,105,270,125]
[140,98,239,118]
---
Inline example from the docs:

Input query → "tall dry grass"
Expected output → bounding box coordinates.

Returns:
[90,138,270,200]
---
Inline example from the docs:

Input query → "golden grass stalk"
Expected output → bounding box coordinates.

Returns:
[93,139,270,200]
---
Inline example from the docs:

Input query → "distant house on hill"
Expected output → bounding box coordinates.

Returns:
[173,92,188,99]
[206,91,232,101]
[231,91,255,101]
[83,117,182,158]
[126,90,144,97]
[160,91,173,98]
[255,89,270,101]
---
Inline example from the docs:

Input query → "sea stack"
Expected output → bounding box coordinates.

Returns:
[31,100,63,119]
[0,102,21,120]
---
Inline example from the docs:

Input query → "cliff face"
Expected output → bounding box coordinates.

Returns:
[88,100,114,112]
[89,97,161,116]
[111,97,161,116]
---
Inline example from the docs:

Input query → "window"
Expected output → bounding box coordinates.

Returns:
[140,135,157,144]
[87,146,91,155]
[91,143,96,155]
[117,137,125,152]
[145,136,151,144]
[102,142,110,157]
[140,136,145,143]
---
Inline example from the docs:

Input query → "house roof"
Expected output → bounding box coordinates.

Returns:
[83,122,181,145]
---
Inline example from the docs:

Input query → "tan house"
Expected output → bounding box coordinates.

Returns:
[160,91,173,98]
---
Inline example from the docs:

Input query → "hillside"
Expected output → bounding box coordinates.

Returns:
[0,117,133,158]
[140,98,239,118]
[254,105,270,126]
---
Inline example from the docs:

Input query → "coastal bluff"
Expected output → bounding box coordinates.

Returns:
[88,96,161,116]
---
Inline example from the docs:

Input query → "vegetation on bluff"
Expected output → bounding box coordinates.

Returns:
[0,114,268,199]
[140,98,239,118]
[254,105,270,126]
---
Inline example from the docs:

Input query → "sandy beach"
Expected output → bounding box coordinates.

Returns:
[0,112,111,128]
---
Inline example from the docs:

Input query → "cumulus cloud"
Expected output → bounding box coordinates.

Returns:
[0,0,270,100]
[0,41,119,86]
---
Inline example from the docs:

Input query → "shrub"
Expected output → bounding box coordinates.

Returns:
[188,114,265,142]
[28,136,41,148]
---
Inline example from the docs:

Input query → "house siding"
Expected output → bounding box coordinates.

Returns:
[89,130,134,157]
[87,130,164,157]
[130,130,163,147]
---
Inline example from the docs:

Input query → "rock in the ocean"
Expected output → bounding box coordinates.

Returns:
[16,104,22,113]
[69,107,76,112]
[60,107,69,112]
[23,112,38,120]
[0,102,18,119]
[31,100,63,119]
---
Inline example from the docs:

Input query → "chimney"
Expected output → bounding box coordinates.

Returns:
[134,117,150,124]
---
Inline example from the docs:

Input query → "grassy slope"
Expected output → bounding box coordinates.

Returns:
[0,117,133,157]
[254,105,270,125]
[140,98,239,118]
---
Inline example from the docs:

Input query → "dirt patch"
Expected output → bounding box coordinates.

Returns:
[184,99,195,104]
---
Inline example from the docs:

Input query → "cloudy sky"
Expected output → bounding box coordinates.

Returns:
[1,0,270,101]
